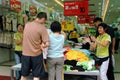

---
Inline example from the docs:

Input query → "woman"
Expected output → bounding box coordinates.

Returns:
[85,23,111,80]
[47,21,66,80]
[14,24,24,80]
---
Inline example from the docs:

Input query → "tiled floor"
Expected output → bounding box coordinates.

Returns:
[0,46,120,80]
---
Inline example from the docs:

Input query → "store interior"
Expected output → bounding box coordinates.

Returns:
[0,0,120,80]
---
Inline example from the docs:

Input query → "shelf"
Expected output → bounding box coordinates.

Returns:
[0,44,12,49]
[0,4,18,13]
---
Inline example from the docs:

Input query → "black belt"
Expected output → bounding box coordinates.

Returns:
[97,57,109,66]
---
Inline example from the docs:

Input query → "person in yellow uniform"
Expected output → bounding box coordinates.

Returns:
[14,24,24,80]
[69,28,79,43]
[85,23,111,80]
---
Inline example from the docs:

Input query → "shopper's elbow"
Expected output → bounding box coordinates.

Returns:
[45,42,49,48]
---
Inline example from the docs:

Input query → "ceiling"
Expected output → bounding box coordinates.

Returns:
[36,0,120,24]
[105,0,120,24]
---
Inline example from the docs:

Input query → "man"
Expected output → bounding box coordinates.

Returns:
[21,12,49,80]
[93,17,115,80]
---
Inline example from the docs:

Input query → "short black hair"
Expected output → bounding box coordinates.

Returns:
[17,24,22,28]
[50,21,61,33]
[93,17,103,23]
[98,23,108,31]
[74,28,77,31]
[37,12,47,20]
[114,28,118,31]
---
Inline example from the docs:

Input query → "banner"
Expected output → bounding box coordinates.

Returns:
[77,14,96,24]
[89,14,96,23]
[64,1,88,16]
[61,21,74,31]
[29,5,37,16]
[10,0,21,12]
[77,15,86,24]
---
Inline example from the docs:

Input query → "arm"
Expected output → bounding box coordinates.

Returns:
[41,26,50,48]
[112,38,115,54]
[42,41,49,48]
[14,33,23,45]
[91,36,110,47]
[95,40,110,47]
[84,37,97,50]
[89,41,97,49]
[14,39,22,45]
[110,27,115,54]
[40,42,49,54]
[61,31,66,40]
[40,27,50,54]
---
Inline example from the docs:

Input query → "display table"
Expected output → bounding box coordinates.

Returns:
[64,70,100,80]
[10,63,21,80]
[10,63,100,80]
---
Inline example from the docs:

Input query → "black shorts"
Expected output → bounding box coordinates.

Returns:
[21,54,45,77]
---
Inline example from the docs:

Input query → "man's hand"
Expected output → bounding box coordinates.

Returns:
[112,48,115,55]
[40,43,48,54]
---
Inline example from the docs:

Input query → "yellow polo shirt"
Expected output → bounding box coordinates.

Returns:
[96,33,111,57]
[14,32,22,51]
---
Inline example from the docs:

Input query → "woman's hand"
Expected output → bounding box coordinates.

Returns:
[90,36,96,42]
[84,37,91,43]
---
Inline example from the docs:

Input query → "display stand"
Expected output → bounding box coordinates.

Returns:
[0,4,17,63]
[10,63,100,80]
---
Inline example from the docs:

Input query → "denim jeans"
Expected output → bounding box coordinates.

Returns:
[14,51,22,80]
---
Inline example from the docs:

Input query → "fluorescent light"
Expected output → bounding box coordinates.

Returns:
[117,7,120,9]
[98,3,102,5]
[102,0,109,21]
[109,10,111,12]
[31,0,46,8]
[54,0,64,7]
[111,4,114,7]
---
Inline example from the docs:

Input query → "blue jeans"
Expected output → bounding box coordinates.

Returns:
[14,51,22,80]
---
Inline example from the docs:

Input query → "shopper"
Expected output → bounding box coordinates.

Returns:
[47,21,66,80]
[14,24,24,80]
[68,28,79,43]
[114,28,119,53]
[85,23,111,80]
[93,17,115,80]
[21,12,49,80]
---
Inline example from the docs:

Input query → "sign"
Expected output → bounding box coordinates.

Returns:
[64,1,88,16]
[29,5,37,16]
[89,14,96,23]
[61,21,74,31]
[10,0,21,12]
[77,15,87,24]
[77,14,96,24]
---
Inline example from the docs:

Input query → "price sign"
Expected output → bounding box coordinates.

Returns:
[64,0,88,16]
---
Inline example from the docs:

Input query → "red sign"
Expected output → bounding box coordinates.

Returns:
[29,5,37,16]
[89,14,96,23]
[77,14,96,24]
[64,1,88,16]
[10,0,21,12]
[77,15,88,24]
